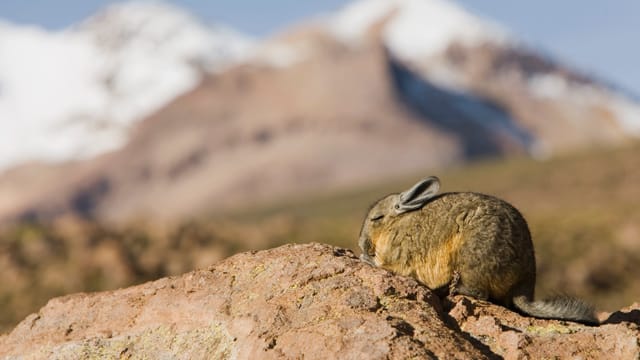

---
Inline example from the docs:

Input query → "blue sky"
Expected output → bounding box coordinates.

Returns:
[1,0,639,96]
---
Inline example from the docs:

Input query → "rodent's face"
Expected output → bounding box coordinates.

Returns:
[358,176,441,266]
[359,194,402,265]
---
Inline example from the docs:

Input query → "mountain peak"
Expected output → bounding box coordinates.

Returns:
[78,1,253,67]
[79,1,197,29]
[328,0,510,59]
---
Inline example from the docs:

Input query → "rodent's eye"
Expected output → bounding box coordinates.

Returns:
[370,214,384,221]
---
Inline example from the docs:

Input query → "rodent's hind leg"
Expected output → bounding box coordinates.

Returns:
[449,271,489,300]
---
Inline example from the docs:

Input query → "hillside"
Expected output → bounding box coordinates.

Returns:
[2,0,640,223]
[1,143,639,332]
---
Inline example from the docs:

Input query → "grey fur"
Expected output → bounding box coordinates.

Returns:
[396,176,441,213]
[359,176,598,325]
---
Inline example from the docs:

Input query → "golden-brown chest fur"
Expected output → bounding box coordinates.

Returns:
[372,216,465,289]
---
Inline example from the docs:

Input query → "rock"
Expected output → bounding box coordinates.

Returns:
[0,243,638,359]
[447,297,640,359]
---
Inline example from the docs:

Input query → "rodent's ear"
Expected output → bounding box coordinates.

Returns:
[396,176,440,213]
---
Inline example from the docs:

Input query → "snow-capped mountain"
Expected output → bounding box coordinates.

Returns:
[2,0,640,223]
[324,0,640,152]
[0,1,253,170]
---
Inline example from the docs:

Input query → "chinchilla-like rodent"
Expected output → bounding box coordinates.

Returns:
[359,176,597,325]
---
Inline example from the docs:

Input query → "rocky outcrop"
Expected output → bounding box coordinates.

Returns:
[1,243,638,359]
[448,298,640,359]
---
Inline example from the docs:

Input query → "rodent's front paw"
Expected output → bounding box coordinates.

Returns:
[359,253,376,266]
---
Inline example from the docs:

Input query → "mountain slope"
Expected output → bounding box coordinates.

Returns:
[3,32,460,222]
[326,0,640,155]
[1,0,640,223]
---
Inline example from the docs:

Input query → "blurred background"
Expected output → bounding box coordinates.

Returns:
[1,0,639,332]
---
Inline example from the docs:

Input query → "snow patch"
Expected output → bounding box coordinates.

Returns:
[328,0,510,59]
[0,2,254,171]
[329,0,396,44]
[528,73,570,99]
[0,24,110,167]
[253,42,307,68]
[529,73,640,135]
[610,96,640,136]
[383,0,509,59]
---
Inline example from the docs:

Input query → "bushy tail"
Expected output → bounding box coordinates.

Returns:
[513,295,598,325]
